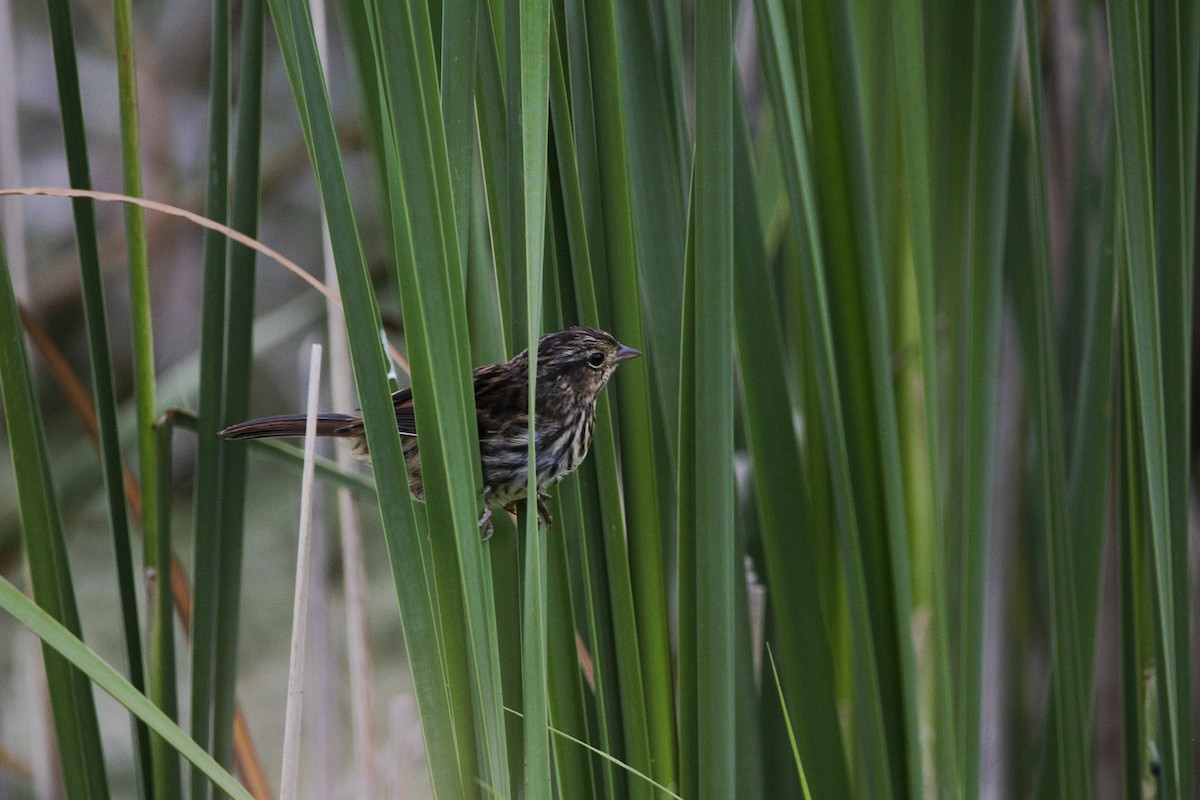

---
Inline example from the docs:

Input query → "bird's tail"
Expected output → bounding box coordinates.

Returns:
[219,413,362,440]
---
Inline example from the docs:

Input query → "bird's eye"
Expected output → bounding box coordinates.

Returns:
[587,352,605,368]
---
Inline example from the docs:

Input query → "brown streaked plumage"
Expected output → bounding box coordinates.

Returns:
[219,326,642,537]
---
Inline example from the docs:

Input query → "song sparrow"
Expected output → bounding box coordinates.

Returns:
[220,326,642,537]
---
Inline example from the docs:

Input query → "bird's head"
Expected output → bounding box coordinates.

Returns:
[512,326,642,408]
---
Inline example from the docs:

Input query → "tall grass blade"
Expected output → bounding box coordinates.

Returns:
[474,0,514,334]
[439,0,478,269]
[767,649,813,800]
[1007,6,1090,794]
[541,363,595,797]
[547,19,652,792]
[110,0,159,789]
[612,0,686,453]
[689,0,736,795]
[151,418,181,799]
[1150,1,1198,793]
[817,3,923,793]
[675,176,698,800]
[950,3,1018,793]
[887,0,955,792]
[2,238,112,797]
[217,0,267,779]
[512,0,552,792]
[1036,132,1122,800]
[580,0,676,788]
[188,0,234,789]
[371,0,513,790]
[731,101,850,798]
[1107,0,1195,793]
[1005,120,1087,799]
[264,0,477,794]
[1117,296,1153,799]
[753,0,898,792]
[41,0,151,788]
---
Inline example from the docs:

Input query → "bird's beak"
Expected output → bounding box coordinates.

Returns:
[615,343,643,363]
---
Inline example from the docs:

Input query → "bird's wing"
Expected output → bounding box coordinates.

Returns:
[472,363,526,436]
[392,363,526,439]
[391,387,418,436]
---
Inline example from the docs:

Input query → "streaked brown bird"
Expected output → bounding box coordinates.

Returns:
[220,326,642,537]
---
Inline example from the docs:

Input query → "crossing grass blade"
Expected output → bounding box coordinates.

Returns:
[567,464,628,800]
[1006,8,1091,794]
[545,502,596,799]
[0,577,252,800]
[1034,131,1122,800]
[473,0,514,335]
[767,649,813,800]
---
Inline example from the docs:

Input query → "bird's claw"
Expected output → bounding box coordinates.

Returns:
[510,495,554,528]
[536,492,554,528]
[478,505,495,541]
[477,491,554,540]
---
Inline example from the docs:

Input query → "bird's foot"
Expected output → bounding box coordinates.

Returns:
[536,492,554,528]
[478,504,495,541]
[477,492,553,538]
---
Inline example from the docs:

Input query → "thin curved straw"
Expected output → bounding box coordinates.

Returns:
[0,186,410,372]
